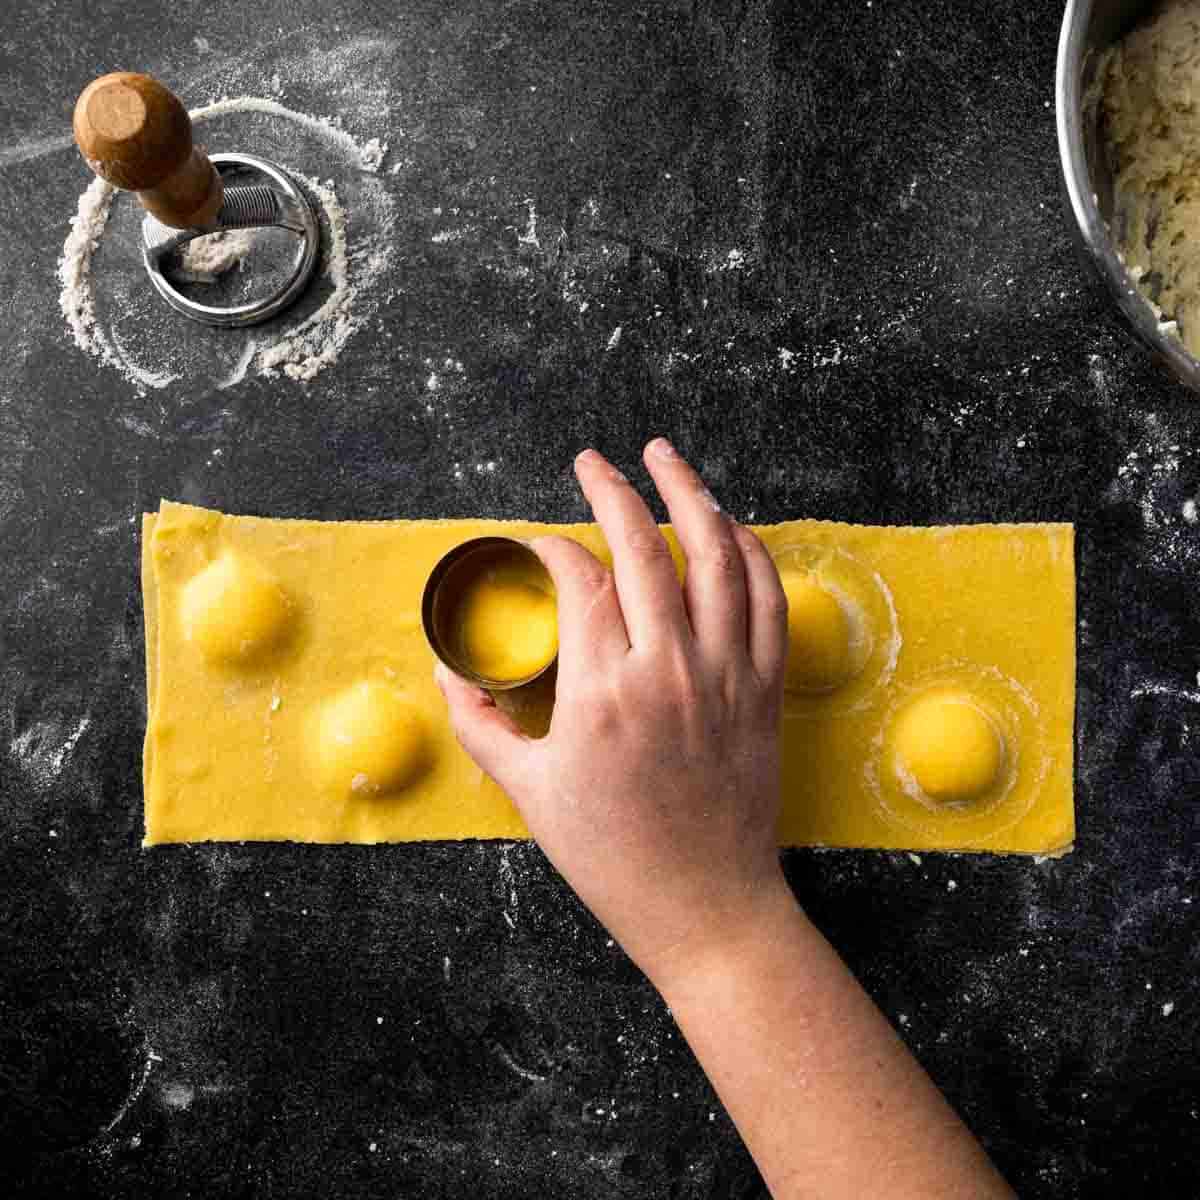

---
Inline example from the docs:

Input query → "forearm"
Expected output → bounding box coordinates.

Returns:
[653,878,1014,1200]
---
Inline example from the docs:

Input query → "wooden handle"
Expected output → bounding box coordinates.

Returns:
[73,72,224,229]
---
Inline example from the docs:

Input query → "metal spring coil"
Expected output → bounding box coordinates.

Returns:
[214,185,281,229]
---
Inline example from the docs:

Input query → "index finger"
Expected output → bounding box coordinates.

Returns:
[528,534,629,685]
[574,449,689,650]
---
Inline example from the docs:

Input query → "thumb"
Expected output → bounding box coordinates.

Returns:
[434,661,531,788]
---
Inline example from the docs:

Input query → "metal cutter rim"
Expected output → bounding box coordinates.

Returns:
[141,152,321,328]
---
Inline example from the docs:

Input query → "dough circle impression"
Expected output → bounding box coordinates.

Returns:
[773,543,898,716]
[867,663,1050,848]
[181,553,292,665]
[316,682,429,798]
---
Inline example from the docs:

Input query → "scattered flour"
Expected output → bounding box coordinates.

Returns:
[98,1037,157,1139]
[191,95,368,163]
[257,173,354,381]
[430,226,478,244]
[108,321,181,390]
[216,337,258,391]
[9,715,91,787]
[359,137,388,173]
[517,198,540,248]
[160,1081,195,1111]
[1105,409,1196,571]
[498,844,520,930]
[1130,680,1200,704]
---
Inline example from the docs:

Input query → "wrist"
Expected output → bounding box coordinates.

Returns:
[647,869,811,1006]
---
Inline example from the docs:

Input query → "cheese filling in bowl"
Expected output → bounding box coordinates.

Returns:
[1057,0,1200,390]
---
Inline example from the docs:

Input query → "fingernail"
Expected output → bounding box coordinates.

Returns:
[648,436,677,459]
[699,485,722,514]
[576,448,600,465]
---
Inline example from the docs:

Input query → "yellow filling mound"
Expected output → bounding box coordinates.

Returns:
[181,552,292,665]
[454,563,558,683]
[781,574,857,693]
[892,691,1006,804]
[316,681,429,798]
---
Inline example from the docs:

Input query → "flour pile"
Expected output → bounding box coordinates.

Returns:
[176,228,258,283]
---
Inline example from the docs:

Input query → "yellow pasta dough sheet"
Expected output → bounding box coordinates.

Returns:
[142,501,1075,854]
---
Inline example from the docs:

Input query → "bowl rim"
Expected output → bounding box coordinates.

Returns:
[1055,0,1200,390]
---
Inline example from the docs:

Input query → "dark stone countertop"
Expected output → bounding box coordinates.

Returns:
[1,1,1197,1196]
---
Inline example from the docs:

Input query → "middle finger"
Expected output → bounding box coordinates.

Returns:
[574,449,690,650]
[642,438,748,661]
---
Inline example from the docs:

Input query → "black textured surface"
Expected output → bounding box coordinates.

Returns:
[1,1,1198,1197]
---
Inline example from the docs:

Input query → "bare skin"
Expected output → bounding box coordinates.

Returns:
[435,439,1015,1199]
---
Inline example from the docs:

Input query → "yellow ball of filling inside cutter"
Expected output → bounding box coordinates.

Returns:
[181,553,292,665]
[317,682,429,798]
[454,568,558,683]
[781,574,857,693]
[892,691,1006,805]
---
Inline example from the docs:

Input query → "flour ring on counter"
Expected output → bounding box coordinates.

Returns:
[773,543,899,717]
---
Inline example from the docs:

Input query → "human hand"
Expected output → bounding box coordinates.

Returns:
[435,438,790,987]
[437,445,1016,1198]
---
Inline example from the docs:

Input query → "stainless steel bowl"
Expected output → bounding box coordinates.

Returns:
[1056,0,1200,389]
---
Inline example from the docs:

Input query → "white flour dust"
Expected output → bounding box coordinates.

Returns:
[1104,409,1197,572]
[359,137,388,173]
[175,228,258,283]
[498,844,520,932]
[57,178,119,366]
[257,173,353,381]
[56,95,396,389]
[9,714,91,787]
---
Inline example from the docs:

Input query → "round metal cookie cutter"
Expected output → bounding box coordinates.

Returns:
[140,152,320,328]
[421,537,559,692]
